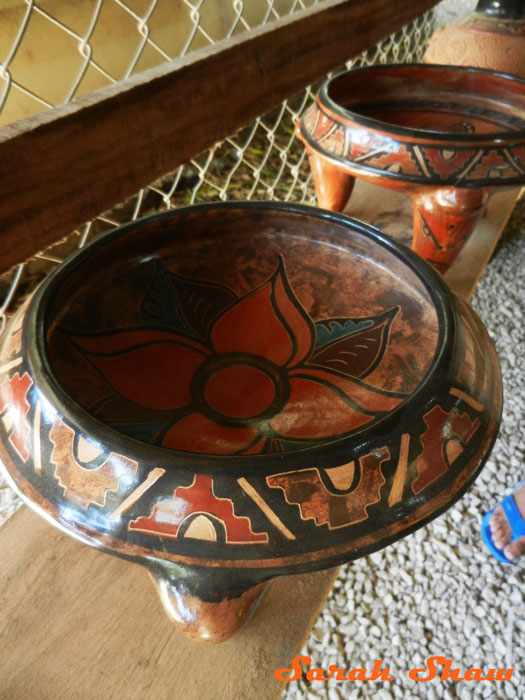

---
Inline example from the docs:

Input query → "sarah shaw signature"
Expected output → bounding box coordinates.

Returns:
[275,656,513,683]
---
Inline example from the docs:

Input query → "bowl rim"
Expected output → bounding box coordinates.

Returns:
[25,200,454,473]
[318,62,525,144]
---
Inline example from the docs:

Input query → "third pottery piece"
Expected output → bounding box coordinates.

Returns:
[0,203,502,642]
[425,0,525,78]
[296,64,525,272]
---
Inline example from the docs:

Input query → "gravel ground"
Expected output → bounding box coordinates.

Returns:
[1,198,524,700]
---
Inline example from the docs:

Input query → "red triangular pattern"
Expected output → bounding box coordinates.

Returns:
[420,147,476,180]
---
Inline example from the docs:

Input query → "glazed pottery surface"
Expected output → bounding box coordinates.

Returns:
[0,203,502,641]
[296,64,525,272]
[425,0,525,79]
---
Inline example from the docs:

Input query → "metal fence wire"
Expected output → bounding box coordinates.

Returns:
[0,1,438,359]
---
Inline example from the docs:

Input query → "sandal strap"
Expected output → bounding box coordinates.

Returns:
[501,494,525,539]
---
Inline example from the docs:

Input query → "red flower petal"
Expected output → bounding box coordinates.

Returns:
[71,331,208,411]
[273,267,315,367]
[294,367,404,413]
[210,261,314,367]
[162,413,259,455]
[270,376,373,439]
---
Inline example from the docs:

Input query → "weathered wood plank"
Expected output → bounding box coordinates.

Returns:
[0,0,438,274]
[0,506,338,700]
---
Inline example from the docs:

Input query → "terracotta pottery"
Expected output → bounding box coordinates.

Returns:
[296,64,525,273]
[425,0,525,79]
[0,202,502,642]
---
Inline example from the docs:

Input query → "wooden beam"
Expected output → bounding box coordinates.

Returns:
[0,0,438,274]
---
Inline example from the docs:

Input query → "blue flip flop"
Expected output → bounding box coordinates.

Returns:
[482,491,525,563]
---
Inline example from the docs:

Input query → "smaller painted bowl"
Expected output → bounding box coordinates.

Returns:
[0,202,502,641]
[296,63,525,272]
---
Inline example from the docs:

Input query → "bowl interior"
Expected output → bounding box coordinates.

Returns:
[42,206,440,457]
[327,65,525,136]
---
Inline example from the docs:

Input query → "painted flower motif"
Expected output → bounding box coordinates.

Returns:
[68,259,405,455]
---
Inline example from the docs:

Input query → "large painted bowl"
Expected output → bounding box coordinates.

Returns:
[296,63,525,272]
[0,202,502,641]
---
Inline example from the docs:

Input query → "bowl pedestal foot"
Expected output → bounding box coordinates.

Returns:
[150,570,269,642]
[411,187,490,274]
[308,152,355,211]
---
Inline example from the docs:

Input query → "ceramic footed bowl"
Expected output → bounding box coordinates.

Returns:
[425,0,525,79]
[0,202,502,642]
[296,63,525,273]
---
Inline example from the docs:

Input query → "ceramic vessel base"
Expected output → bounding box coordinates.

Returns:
[306,148,356,211]
[411,187,490,273]
[151,572,269,642]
